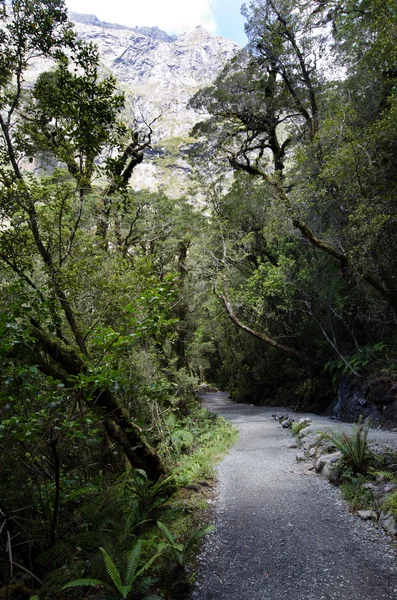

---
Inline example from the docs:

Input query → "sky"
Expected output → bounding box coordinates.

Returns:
[64,0,248,46]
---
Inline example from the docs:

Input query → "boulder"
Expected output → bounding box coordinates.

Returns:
[315,452,342,473]
[296,452,307,463]
[379,510,397,536]
[322,461,341,484]
[302,433,322,452]
[357,510,377,521]
[297,426,312,439]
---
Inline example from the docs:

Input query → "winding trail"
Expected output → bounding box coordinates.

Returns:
[192,392,397,600]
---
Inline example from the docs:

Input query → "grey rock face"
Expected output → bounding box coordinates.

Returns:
[72,19,238,140]
[69,12,177,41]
[28,13,239,195]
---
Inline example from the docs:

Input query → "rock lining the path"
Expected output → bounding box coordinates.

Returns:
[273,412,397,539]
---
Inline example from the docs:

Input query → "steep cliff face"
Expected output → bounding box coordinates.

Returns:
[67,14,239,194]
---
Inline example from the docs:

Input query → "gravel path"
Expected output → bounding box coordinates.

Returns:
[192,392,397,600]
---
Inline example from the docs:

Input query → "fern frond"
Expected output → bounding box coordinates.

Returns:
[184,525,215,556]
[62,578,104,590]
[125,540,142,586]
[157,521,175,545]
[118,585,131,599]
[150,474,175,495]
[135,552,162,580]
[99,547,123,591]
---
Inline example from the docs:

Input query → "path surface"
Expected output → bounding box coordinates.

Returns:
[192,392,397,600]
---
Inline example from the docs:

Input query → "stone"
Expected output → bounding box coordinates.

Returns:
[296,452,306,463]
[297,426,312,439]
[315,452,342,473]
[318,440,337,454]
[357,510,377,520]
[384,483,396,493]
[379,510,397,536]
[362,483,375,490]
[302,433,322,452]
[282,418,293,428]
[288,442,298,449]
[309,447,317,457]
[322,462,340,484]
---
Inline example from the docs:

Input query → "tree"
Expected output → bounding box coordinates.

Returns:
[0,1,167,488]
[190,0,397,341]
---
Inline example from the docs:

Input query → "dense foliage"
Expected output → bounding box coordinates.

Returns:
[189,0,397,407]
[0,1,233,597]
[1,0,397,597]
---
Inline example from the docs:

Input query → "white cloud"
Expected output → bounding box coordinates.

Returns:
[65,0,217,35]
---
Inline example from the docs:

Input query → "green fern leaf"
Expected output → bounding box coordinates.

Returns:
[62,578,104,590]
[157,521,175,545]
[135,551,162,580]
[125,540,142,587]
[119,585,131,599]
[99,547,123,592]
[184,525,215,556]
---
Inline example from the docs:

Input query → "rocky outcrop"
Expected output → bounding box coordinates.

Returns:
[69,12,177,41]
[27,13,239,196]
[330,377,397,424]
[73,15,238,195]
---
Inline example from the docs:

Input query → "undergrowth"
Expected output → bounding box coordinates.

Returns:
[317,423,397,527]
[17,398,237,600]
[382,490,397,517]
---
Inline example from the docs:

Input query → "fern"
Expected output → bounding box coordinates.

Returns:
[184,524,215,557]
[322,418,373,475]
[62,578,107,590]
[157,521,176,546]
[99,547,123,591]
[157,521,214,568]
[63,541,161,599]
[135,551,162,580]
[125,540,142,587]
[125,470,175,526]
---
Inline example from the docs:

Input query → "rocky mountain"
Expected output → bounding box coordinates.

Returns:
[69,13,239,195]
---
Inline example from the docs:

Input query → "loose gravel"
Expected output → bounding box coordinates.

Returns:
[191,392,397,600]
